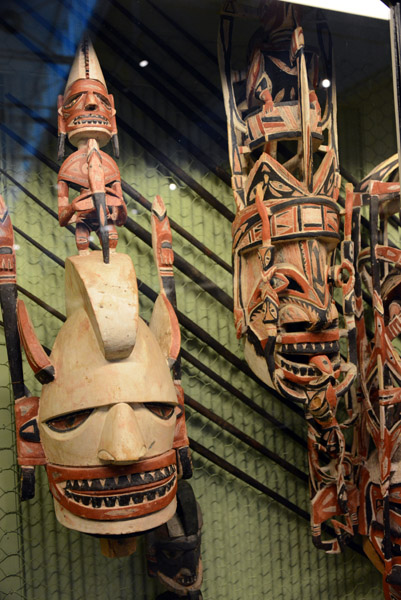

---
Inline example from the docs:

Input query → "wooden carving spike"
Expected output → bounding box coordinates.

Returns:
[0,196,46,501]
[150,196,180,370]
[17,300,55,384]
[151,196,190,477]
[0,195,24,400]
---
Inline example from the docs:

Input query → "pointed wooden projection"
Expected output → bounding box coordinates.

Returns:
[219,0,358,552]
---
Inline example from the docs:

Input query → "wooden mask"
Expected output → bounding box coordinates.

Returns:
[219,0,343,405]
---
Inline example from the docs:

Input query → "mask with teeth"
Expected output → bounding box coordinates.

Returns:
[13,196,189,539]
[146,481,203,597]
[220,0,359,554]
[219,1,343,406]
[57,38,118,153]
[35,252,180,536]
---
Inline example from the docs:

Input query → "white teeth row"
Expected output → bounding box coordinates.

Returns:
[281,342,339,352]
[279,360,315,377]
[64,476,176,508]
[72,119,109,125]
[75,114,106,119]
[178,575,197,585]
[63,465,175,491]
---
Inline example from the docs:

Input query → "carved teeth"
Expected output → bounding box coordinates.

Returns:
[62,470,176,507]
[64,476,176,508]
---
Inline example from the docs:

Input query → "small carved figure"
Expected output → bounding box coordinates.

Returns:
[57,38,127,263]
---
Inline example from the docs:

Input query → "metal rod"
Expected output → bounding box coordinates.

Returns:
[13,226,64,268]
[185,393,308,481]
[121,180,232,272]
[180,347,306,447]
[16,285,66,322]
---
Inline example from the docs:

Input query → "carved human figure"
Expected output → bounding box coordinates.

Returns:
[57,38,127,263]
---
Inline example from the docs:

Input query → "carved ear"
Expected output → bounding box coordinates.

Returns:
[17,300,55,384]
[149,294,180,369]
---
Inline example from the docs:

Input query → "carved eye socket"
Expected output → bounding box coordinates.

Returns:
[46,409,93,432]
[144,403,175,420]
[63,93,83,109]
[95,93,111,109]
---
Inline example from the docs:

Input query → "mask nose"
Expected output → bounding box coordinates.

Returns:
[84,91,98,111]
[98,403,147,463]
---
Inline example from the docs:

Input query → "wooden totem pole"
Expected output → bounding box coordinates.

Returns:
[219,0,358,551]
[0,38,202,598]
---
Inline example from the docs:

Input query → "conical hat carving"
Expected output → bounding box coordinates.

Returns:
[64,37,107,94]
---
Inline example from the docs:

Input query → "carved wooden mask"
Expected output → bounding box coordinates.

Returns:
[219,0,342,405]
[28,253,180,536]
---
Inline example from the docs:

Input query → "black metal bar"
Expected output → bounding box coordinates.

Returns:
[13,226,64,268]
[121,180,232,273]
[16,285,66,322]
[180,347,306,447]
[106,69,232,186]
[189,437,306,519]
[185,393,308,482]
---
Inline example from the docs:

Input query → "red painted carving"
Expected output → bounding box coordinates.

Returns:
[57,40,126,263]
[352,156,401,599]
[219,0,357,552]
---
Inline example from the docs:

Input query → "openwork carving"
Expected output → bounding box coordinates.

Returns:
[219,0,358,552]
[353,156,401,599]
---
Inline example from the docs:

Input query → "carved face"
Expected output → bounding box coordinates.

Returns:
[147,481,203,596]
[58,79,116,148]
[233,153,341,404]
[38,254,179,535]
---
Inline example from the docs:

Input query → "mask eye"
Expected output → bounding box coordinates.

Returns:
[63,93,83,109]
[95,93,111,109]
[46,408,93,432]
[144,403,175,420]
